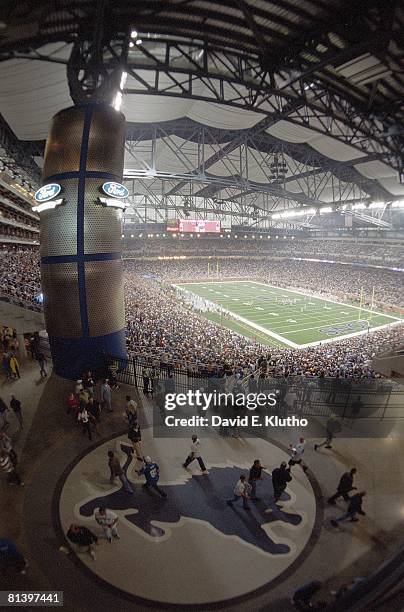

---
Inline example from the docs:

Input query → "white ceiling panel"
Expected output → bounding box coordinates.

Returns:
[309,135,365,161]
[354,160,396,179]
[377,176,404,195]
[188,100,263,129]
[266,119,318,143]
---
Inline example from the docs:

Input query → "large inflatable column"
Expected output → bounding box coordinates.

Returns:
[38,103,126,379]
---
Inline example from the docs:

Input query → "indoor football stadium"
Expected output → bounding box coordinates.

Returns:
[0,2,403,612]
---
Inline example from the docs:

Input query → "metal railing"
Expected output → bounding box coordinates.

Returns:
[108,354,403,421]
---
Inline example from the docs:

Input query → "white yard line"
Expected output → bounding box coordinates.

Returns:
[247,281,401,321]
[174,282,402,349]
[173,284,299,348]
[297,320,402,348]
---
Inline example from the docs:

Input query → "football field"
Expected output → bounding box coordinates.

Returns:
[174,280,401,348]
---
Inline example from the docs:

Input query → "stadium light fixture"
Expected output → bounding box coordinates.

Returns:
[98,197,126,209]
[120,71,128,90]
[113,91,122,111]
[234,234,238,238]
[391,201,404,208]
[369,202,385,209]
[112,71,127,111]
[121,234,124,238]
[32,199,63,212]
[131,29,138,38]
[131,234,134,238]
[320,206,333,213]
[352,202,366,210]
[273,207,315,219]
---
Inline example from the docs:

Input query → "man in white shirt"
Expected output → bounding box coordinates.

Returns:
[289,437,308,472]
[101,379,113,413]
[183,435,208,473]
[95,506,119,542]
[227,475,251,510]
[77,407,93,440]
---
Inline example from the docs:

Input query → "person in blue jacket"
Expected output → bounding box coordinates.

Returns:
[137,456,167,498]
[0,538,28,574]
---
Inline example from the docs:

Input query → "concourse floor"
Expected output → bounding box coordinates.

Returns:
[1,363,403,611]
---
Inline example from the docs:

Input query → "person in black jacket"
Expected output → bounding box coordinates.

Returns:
[10,395,23,429]
[327,468,357,504]
[331,491,366,527]
[248,459,266,500]
[292,580,322,610]
[66,524,98,560]
[272,461,292,507]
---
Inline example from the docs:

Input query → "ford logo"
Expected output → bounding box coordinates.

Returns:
[102,181,129,199]
[34,183,62,202]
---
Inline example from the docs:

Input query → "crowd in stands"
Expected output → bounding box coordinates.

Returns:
[124,267,403,379]
[0,249,403,379]
[125,258,404,308]
[0,251,41,307]
[123,236,404,267]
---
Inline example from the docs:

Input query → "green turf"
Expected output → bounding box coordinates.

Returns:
[174,280,400,348]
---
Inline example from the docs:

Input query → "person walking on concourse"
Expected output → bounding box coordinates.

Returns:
[101,379,113,413]
[331,491,366,527]
[272,461,292,507]
[328,468,357,504]
[9,395,23,429]
[67,524,98,560]
[314,414,341,451]
[289,437,308,472]
[227,474,251,510]
[248,459,266,500]
[137,456,167,498]
[183,435,208,473]
[95,506,120,542]
[108,450,133,494]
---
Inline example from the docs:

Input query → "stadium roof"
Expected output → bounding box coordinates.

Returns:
[0,0,403,219]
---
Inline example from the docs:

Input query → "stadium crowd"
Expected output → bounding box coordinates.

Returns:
[0,250,402,379]
[0,251,41,307]
[125,258,403,308]
[124,270,403,378]
[123,236,404,266]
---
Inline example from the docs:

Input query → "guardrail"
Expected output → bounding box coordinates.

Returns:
[107,354,403,421]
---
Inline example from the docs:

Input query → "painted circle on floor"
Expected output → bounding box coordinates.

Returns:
[58,430,320,606]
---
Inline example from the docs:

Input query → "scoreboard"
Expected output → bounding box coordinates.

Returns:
[167,219,221,233]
